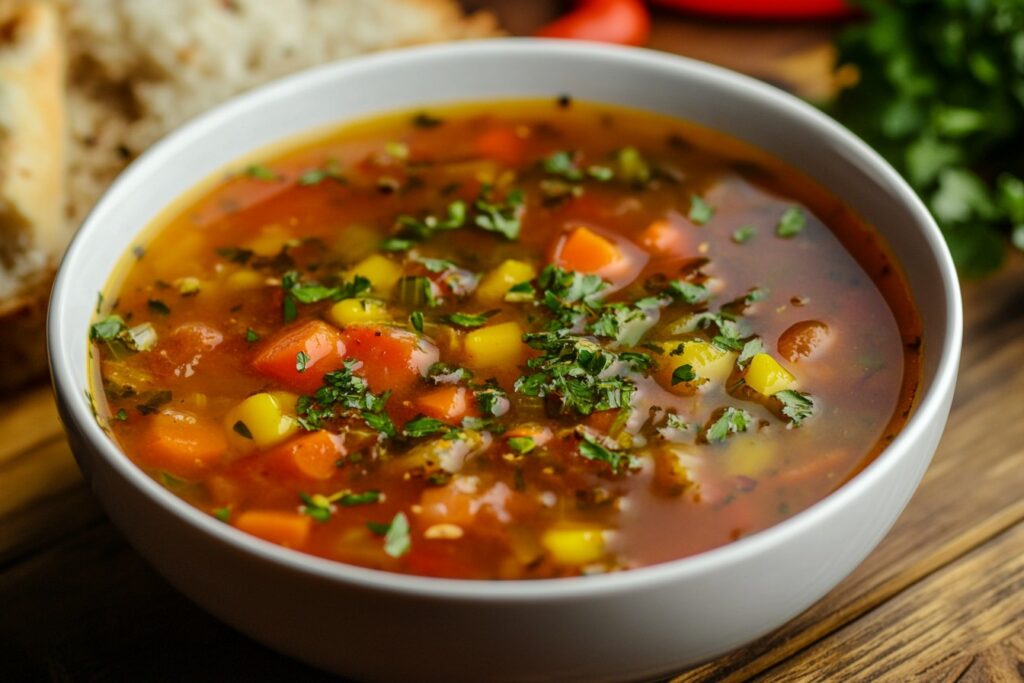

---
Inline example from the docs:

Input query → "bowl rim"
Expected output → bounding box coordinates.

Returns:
[48,38,963,601]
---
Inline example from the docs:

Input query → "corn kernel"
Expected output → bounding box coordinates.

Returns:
[329,298,389,327]
[226,269,264,291]
[658,340,736,391]
[542,526,606,565]
[745,353,797,396]
[464,321,525,369]
[346,254,402,296]
[476,259,537,304]
[224,392,299,449]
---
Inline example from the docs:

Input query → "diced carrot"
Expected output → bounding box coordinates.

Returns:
[264,430,345,482]
[556,226,621,274]
[473,125,527,166]
[137,410,228,479]
[340,326,439,394]
[251,320,346,393]
[205,474,244,506]
[413,386,477,424]
[639,218,696,257]
[235,510,312,548]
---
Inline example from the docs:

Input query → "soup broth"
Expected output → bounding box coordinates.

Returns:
[90,99,921,579]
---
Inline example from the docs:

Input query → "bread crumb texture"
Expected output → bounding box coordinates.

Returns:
[59,0,497,229]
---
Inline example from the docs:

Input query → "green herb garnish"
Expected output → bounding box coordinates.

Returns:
[706,407,754,443]
[775,389,815,426]
[688,195,714,225]
[776,207,807,238]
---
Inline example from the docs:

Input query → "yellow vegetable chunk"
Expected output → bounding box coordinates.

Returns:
[476,259,537,304]
[226,269,264,291]
[658,340,736,392]
[329,298,389,327]
[725,436,776,476]
[464,321,525,369]
[542,526,606,565]
[745,353,797,396]
[224,392,299,450]
[346,254,402,296]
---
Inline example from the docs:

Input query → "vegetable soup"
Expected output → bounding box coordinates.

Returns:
[90,99,921,579]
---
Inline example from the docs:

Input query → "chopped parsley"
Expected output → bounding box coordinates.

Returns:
[403,416,448,438]
[338,490,381,507]
[507,436,536,454]
[705,407,754,443]
[577,432,637,474]
[737,338,765,369]
[688,195,714,225]
[213,507,231,523]
[383,511,411,558]
[299,492,332,522]
[296,360,395,436]
[244,163,279,181]
[776,207,807,238]
[732,225,757,244]
[445,311,497,329]
[671,364,696,385]
[775,390,815,426]
[90,315,125,341]
[298,160,345,186]
[409,310,424,333]
[295,351,310,372]
[474,186,525,240]
[245,328,260,343]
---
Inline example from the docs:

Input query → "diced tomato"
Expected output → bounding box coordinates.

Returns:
[136,409,228,479]
[585,410,620,435]
[264,430,345,482]
[251,320,346,393]
[413,386,477,424]
[340,326,439,394]
[473,125,527,167]
[235,510,312,548]
[149,322,224,379]
[639,218,697,258]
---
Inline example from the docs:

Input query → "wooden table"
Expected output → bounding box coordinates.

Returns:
[4,5,1023,681]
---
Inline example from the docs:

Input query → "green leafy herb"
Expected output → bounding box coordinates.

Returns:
[507,436,536,454]
[666,280,709,305]
[244,164,279,181]
[504,281,536,303]
[115,408,128,422]
[232,420,253,439]
[395,276,440,308]
[578,433,636,474]
[90,315,126,341]
[776,207,807,238]
[670,364,696,385]
[737,338,765,369]
[245,328,260,343]
[732,225,757,244]
[299,492,332,522]
[296,360,394,436]
[688,195,714,225]
[474,187,525,240]
[409,310,424,333]
[383,511,411,558]
[445,311,497,329]
[298,160,345,186]
[474,383,509,417]
[427,362,474,385]
[295,351,310,372]
[213,507,231,523]
[402,416,449,438]
[775,389,815,426]
[705,407,754,443]
[830,0,1024,276]
[616,147,651,186]
[338,490,381,507]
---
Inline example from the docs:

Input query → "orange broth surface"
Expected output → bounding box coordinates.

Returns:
[91,99,922,579]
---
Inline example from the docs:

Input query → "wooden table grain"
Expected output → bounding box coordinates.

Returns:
[4,5,1023,681]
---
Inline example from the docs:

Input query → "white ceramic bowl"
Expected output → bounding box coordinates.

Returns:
[48,40,961,682]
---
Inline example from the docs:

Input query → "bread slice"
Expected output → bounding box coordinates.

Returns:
[0,0,495,391]
[59,0,498,229]
[0,1,65,390]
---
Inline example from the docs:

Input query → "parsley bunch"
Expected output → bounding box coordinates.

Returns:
[831,0,1024,276]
